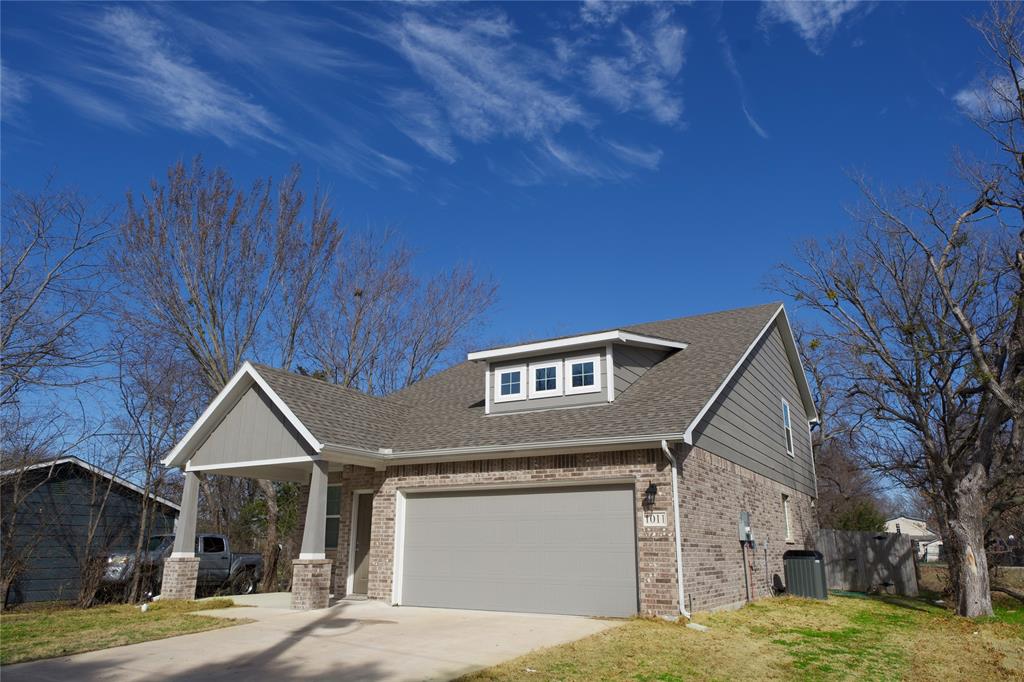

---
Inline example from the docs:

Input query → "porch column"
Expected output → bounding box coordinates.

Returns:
[161,470,200,600]
[292,460,332,609]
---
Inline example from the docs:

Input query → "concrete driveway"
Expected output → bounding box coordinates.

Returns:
[2,597,619,681]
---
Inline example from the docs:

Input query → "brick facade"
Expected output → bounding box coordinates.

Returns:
[290,559,332,610]
[678,447,816,612]
[295,445,816,617]
[161,556,199,601]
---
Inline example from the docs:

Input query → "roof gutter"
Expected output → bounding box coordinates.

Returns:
[321,433,686,464]
[661,439,691,620]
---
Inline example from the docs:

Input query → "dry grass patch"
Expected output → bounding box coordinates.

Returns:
[0,598,249,665]
[461,594,1024,682]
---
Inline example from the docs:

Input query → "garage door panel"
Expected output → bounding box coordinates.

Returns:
[401,484,638,617]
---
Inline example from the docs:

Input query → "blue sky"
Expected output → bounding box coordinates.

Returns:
[1,1,993,346]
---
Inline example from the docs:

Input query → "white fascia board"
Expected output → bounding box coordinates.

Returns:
[0,456,181,510]
[775,306,819,424]
[467,330,687,361]
[161,361,323,469]
[322,433,686,464]
[682,304,819,444]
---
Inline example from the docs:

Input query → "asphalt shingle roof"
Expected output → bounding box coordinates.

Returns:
[255,303,782,454]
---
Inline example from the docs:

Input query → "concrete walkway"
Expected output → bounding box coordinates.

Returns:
[3,598,619,681]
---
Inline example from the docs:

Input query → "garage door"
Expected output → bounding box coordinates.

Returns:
[400,484,638,617]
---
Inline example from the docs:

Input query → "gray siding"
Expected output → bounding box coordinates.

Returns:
[692,322,816,497]
[612,344,669,398]
[2,465,177,604]
[490,349,608,415]
[191,385,314,466]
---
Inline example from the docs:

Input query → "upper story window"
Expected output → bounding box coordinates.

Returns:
[782,399,794,456]
[564,355,601,396]
[529,360,562,398]
[494,365,526,402]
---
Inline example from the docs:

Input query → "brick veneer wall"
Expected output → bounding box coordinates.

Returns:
[369,450,679,616]
[679,446,816,612]
[294,445,816,617]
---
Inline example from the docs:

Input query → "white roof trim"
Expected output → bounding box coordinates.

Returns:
[0,456,181,510]
[161,361,323,468]
[322,432,685,463]
[468,330,687,361]
[683,304,818,445]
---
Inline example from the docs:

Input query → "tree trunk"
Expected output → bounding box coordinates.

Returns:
[946,478,994,617]
[258,479,279,592]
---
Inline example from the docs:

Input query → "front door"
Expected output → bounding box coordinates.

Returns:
[352,493,373,595]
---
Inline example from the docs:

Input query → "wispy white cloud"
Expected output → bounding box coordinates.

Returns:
[34,77,136,129]
[586,8,687,125]
[385,10,585,143]
[605,139,663,170]
[953,75,1019,119]
[758,0,870,55]
[580,0,633,27]
[718,32,769,139]
[78,7,283,146]
[1,62,30,123]
[386,89,457,163]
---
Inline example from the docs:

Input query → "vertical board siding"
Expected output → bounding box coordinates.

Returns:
[191,385,313,466]
[692,322,816,497]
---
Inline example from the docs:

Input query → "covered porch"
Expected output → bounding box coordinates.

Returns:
[160,362,387,610]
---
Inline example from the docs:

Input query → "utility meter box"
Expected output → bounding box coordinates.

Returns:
[738,511,753,542]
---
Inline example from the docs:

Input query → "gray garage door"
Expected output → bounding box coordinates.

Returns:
[400,484,638,617]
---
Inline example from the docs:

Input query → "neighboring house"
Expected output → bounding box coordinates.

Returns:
[884,516,940,561]
[920,539,945,563]
[0,457,179,605]
[161,302,819,618]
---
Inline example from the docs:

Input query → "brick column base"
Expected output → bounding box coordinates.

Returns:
[161,556,200,601]
[291,559,333,610]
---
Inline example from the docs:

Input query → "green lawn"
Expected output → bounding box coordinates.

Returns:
[462,594,1024,682]
[0,599,247,665]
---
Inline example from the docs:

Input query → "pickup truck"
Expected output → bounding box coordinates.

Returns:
[103,533,263,597]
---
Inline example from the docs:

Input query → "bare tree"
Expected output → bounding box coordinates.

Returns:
[305,231,497,394]
[112,336,202,601]
[112,158,343,591]
[797,328,889,528]
[777,3,1023,618]
[1,181,111,406]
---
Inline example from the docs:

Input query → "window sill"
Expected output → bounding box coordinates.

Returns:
[785,538,796,545]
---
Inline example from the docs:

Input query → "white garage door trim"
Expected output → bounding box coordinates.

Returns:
[391,478,638,613]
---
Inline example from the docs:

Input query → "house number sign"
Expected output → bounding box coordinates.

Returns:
[642,511,667,527]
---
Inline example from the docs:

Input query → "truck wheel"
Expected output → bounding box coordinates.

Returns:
[233,571,257,596]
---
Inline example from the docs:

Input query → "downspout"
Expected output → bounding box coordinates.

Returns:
[661,439,691,619]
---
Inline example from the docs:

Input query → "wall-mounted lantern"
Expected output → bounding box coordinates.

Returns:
[643,482,658,510]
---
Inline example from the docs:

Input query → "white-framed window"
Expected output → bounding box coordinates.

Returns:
[325,484,342,549]
[493,365,526,402]
[783,494,794,542]
[781,399,794,456]
[529,360,562,398]
[564,355,602,395]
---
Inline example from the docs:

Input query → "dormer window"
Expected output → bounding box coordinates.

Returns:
[564,355,601,396]
[529,360,562,398]
[501,371,521,396]
[470,329,688,415]
[493,365,526,402]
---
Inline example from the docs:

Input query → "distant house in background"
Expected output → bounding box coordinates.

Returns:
[885,516,941,562]
[0,457,179,605]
